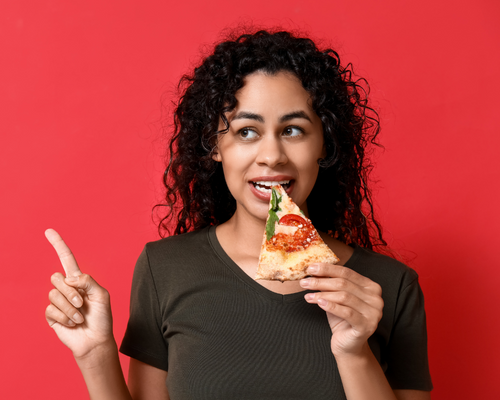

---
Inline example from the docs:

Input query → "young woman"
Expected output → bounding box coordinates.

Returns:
[45,30,432,399]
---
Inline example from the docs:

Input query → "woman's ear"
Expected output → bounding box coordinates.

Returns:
[317,144,328,168]
[212,148,222,162]
[212,128,225,162]
[321,143,327,160]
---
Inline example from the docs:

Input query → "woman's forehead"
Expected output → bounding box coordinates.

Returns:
[228,71,315,120]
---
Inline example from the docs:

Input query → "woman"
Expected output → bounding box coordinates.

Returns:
[45,30,432,399]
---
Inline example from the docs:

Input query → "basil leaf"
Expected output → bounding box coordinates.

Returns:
[266,187,283,241]
[266,210,279,241]
[271,188,282,212]
[271,188,278,210]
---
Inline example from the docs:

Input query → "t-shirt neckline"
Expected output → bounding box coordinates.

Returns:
[207,225,358,304]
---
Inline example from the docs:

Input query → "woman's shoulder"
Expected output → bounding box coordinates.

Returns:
[317,232,418,291]
[145,226,212,250]
[318,231,419,296]
[130,227,223,285]
[346,244,419,292]
[140,226,215,267]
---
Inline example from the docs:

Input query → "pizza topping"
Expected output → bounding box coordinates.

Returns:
[264,212,322,252]
[270,187,282,210]
[274,225,299,235]
[265,188,283,241]
[278,213,306,227]
[265,212,279,241]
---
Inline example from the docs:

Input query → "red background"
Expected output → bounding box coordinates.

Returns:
[1,0,499,398]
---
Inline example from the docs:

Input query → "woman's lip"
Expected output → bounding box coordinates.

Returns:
[248,181,295,201]
[249,175,295,182]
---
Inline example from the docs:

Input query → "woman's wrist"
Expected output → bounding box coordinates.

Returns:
[332,341,373,365]
[74,338,119,371]
[74,339,132,400]
[334,342,397,400]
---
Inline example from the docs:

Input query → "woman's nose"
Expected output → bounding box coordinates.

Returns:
[255,134,288,168]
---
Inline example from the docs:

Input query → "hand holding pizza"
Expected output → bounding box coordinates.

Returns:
[300,263,384,358]
[45,229,115,360]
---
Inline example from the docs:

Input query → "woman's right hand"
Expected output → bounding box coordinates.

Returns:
[45,229,115,360]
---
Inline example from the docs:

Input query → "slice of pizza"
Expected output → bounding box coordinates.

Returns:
[255,185,339,282]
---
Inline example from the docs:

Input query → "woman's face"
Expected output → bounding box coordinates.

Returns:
[214,70,325,222]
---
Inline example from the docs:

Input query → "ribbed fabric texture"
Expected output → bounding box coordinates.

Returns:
[120,226,432,399]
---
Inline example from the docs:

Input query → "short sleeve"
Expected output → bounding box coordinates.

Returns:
[119,246,169,371]
[385,274,433,390]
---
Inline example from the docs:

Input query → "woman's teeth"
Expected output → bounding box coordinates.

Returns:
[255,185,272,193]
[252,180,291,193]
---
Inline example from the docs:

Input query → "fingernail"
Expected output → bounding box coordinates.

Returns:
[72,313,83,324]
[67,319,75,326]
[318,298,328,307]
[65,276,78,283]
[72,296,83,308]
[300,279,310,287]
[307,265,318,274]
[304,293,315,301]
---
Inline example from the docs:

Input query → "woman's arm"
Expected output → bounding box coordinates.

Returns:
[128,359,169,400]
[45,229,132,400]
[300,263,430,400]
[45,229,170,399]
[394,390,431,400]
[75,342,132,400]
[73,339,171,400]
[335,344,430,400]
[334,342,397,399]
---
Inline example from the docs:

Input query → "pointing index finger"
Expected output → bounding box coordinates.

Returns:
[45,229,82,277]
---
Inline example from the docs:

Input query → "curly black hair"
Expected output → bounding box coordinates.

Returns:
[156,30,387,250]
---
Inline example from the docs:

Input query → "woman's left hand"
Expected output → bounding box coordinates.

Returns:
[300,263,384,358]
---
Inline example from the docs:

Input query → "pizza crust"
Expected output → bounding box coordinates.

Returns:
[256,242,339,281]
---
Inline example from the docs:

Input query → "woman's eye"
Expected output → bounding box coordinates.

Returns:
[283,126,303,137]
[238,128,258,139]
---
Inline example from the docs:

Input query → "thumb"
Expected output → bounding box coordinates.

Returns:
[65,274,107,300]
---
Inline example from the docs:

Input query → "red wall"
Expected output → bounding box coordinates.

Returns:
[1,0,499,398]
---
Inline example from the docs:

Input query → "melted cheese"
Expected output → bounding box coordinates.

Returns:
[274,224,298,236]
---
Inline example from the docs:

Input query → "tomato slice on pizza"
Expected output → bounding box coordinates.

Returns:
[255,185,339,281]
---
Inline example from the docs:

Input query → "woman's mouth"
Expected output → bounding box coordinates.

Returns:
[250,180,292,194]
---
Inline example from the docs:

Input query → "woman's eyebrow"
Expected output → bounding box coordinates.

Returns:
[279,111,312,123]
[232,111,264,123]
[231,110,312,123]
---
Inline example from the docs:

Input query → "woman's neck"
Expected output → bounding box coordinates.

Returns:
[217,208,266,258]
[215,206,307,295]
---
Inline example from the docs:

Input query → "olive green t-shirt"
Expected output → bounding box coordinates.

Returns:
[120,226,432,399]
